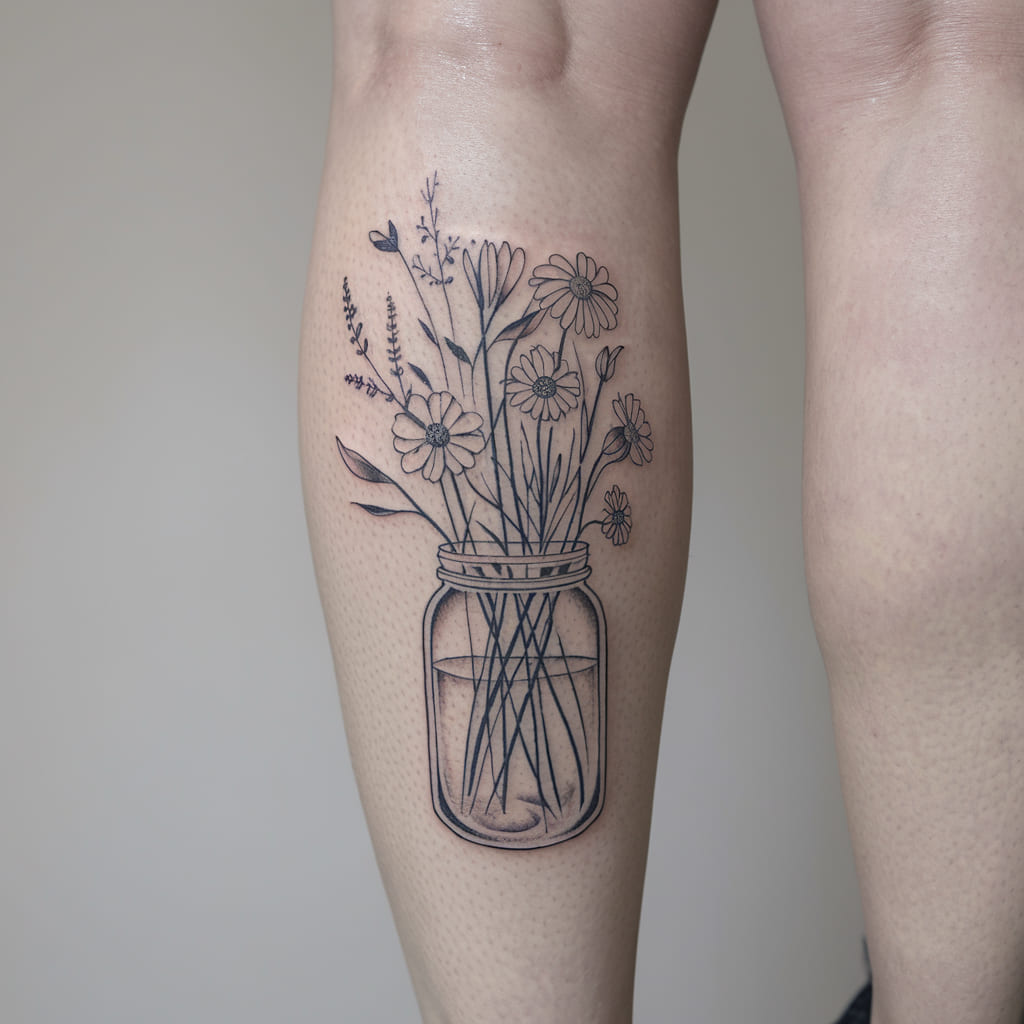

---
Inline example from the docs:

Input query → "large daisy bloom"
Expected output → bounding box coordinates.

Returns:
[601,485,632,546]
[392,391,485,483]
[528,252,619,338]
[505,346,581,421]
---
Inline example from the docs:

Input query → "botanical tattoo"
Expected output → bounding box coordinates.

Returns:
[337,174,654,848]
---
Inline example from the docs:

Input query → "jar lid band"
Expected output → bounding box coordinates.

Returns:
[436,565,591,593]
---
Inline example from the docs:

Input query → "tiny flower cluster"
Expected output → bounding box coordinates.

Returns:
[344,373,394,402]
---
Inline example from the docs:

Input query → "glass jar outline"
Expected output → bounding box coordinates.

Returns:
[423,542,607,850]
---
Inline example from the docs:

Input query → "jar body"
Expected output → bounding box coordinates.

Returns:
[423,544,606,849]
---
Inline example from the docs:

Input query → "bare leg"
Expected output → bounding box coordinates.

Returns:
[756,3,1024,1021]
[300,2,715,1020]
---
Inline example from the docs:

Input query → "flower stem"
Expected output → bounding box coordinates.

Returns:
[500,335,531,551]
[556,326,569,364]
[354,348,403,407]
[571,453,621,541]
[429,196,458,360]
[448,473,474,550]
[399,250,451,391]
[392,484,451,541]
[438,473,462,540]
[480,329,510,553]
[585,379,604,451]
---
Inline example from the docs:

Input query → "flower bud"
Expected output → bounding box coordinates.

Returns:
[595,345,624,382]
[369,220,400,253]
[600,426,628,462]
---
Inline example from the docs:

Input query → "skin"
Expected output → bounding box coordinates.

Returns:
[757,2,1024,1021]
[301,3,712,1020]
[302,1,1024,1020]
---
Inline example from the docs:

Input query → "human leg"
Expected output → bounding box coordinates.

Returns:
[756,3,1024,1021]
[300,2,717,1019]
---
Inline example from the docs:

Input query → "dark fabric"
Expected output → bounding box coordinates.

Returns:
[833,982,872,1024]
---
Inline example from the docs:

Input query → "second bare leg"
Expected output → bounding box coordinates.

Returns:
[758,3,1024,1021]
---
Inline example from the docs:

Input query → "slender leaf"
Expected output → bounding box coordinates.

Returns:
[492,308,545,344]
[446,337,472,365]
[407,363,433,390]
[353,502,415,517]
[336,438,397,485]
[418,319,438,347]
[548,454,563,502]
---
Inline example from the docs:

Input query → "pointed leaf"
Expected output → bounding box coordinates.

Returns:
[493,308,545,344]
[407,363,433,390]
[336,438,397,485]
[353,502,414,517]
[418,319,438,347]
[446,337,472,365]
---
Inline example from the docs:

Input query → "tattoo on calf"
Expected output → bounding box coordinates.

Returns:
[336,174,654,848]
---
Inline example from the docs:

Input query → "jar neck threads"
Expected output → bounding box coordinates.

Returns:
[436,543,591,593]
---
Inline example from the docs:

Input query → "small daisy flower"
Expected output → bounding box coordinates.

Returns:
[528,252,619,338]
[601,486,632,546]
[505,346,582,421]
[392,391,485,483]
[602,393,654,466]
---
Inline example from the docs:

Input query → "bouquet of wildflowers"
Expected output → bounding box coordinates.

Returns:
[337,173,653,553]
[336,176,654,846]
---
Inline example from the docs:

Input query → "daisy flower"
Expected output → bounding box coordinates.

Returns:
[392,391,486,483]
[602,393,654,465]
[528,252,619,338]
[601,486,632,546]
[505,346,582,421]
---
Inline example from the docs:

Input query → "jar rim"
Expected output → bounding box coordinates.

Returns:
[436,542,591,589]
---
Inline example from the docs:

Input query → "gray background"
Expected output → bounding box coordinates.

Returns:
[2,2,866,1021]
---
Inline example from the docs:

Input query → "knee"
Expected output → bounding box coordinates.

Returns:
[757,0,1024,134]
[337,0,570,97]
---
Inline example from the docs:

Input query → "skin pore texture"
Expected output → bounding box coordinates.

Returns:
[757,2,1024,1021]
[303,2,713,1019]
[302,1,1024,1020]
